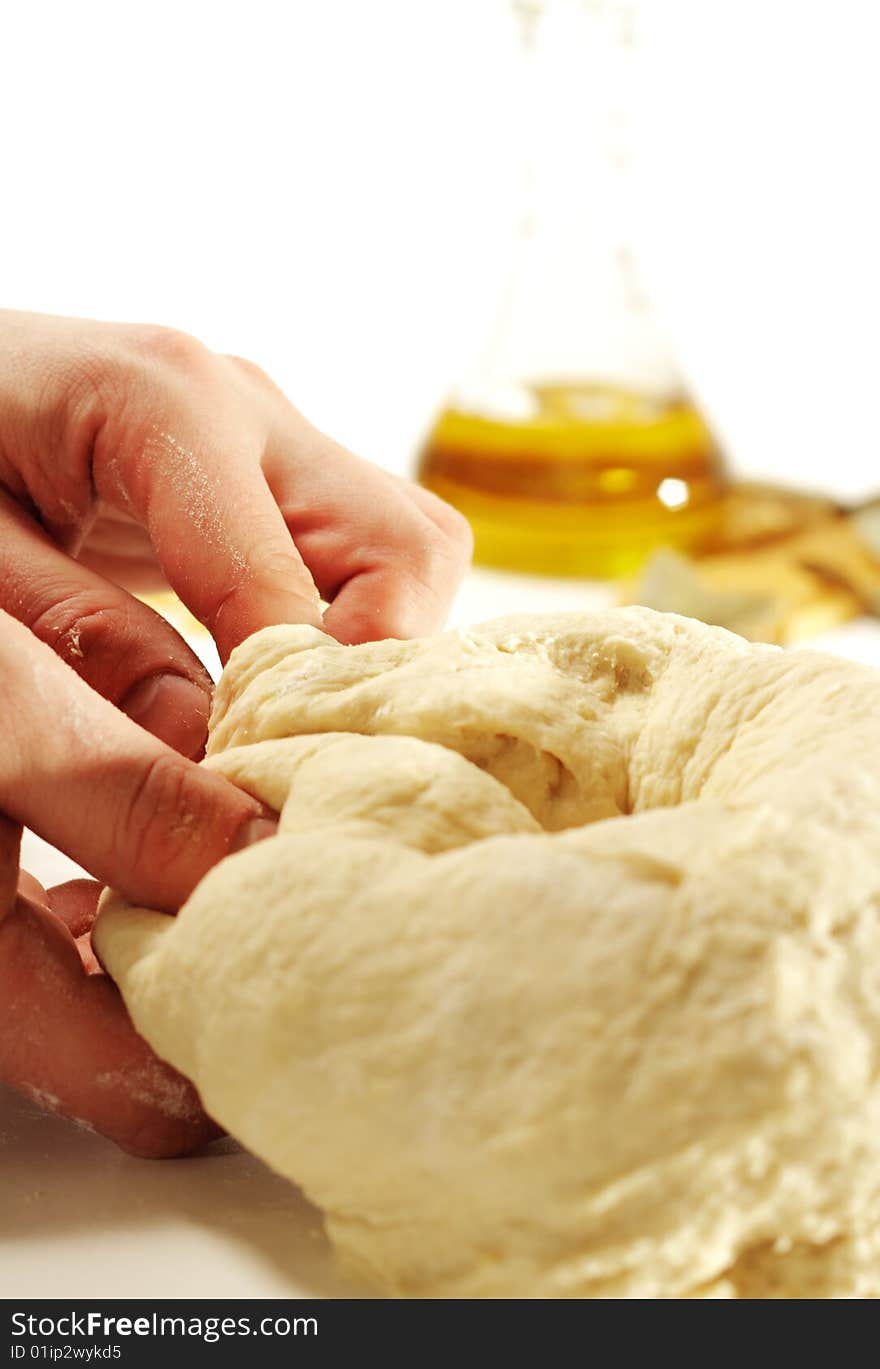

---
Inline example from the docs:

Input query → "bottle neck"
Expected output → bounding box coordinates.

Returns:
[470,0,683,406]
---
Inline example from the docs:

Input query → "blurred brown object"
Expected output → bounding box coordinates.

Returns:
[625,484,880,644]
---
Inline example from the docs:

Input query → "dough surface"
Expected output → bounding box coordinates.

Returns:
[94,608,880,1298]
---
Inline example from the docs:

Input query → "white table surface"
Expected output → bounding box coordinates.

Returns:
[4,567,880,1300]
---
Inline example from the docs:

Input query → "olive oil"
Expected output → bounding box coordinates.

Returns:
[418,381,728,578]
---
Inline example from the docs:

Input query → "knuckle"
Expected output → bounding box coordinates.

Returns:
[410,513,472,582]
[119,752,202,875]
[126,324,211,373]
[419,493,474,558]
[220,546,319,608]
[439,505,474,559]
[224,353,278,393]
[253,545,316,594]
[49,348,113,425]
[29,593,134,675]
[22,352,110,522]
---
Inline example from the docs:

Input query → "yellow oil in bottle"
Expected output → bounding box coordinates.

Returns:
[417,381,729,578]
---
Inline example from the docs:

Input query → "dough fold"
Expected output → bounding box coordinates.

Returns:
[95,608,880,1298]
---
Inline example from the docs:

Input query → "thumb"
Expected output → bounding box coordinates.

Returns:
[0,610,271,912]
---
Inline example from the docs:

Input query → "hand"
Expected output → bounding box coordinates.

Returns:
[0,859,224,1159]
[0,310,472,1154]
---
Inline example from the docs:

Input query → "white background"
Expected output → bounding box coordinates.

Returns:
[3,0,879,496]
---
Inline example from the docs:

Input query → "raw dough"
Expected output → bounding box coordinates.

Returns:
[94,608,880,1298]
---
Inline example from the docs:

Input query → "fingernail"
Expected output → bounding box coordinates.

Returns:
[229,816,278,853]
[120,673,211,759]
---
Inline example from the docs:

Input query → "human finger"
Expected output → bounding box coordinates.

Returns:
[0,610,275,913]
[259,411,472,644]
[0,491,213,758]
[88,339,324,661]
[0,894,219,1157]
